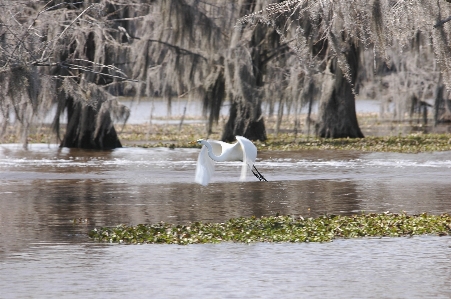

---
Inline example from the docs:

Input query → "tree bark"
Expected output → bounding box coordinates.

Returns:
[221,100,266,142]
[317,44,364,138]
[221,25,273,142]
[61,97,122,149]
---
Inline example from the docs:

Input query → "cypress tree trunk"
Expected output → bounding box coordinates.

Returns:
[221,100,266,142]
[434,74,445,126]
[61,98,122,149]
[221,25,271,142]
[317,44,364,138]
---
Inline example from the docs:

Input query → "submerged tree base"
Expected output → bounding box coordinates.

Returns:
[89,213,451,245]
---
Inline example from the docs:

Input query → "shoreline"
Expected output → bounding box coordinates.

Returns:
[1,113,451,153]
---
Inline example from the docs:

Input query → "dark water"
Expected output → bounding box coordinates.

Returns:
[1,144,451,298]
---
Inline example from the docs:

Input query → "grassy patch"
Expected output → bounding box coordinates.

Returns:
[115,121,451,153]
[3,120,451,153]
[88,212,451,245]
[256,134,451,153]
[126,133,451,153]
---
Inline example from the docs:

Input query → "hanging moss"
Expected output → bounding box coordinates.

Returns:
[89,212,451,245]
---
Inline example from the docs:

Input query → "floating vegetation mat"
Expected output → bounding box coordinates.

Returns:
[258,134,451,153]
[88,213,451,245]
[3,120,451,154]
[127,133,451,153]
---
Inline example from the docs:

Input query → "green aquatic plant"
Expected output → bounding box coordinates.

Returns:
[3,119,451,154]
[248,134,451,153]
[89,212,451,245]
[122,130,451,153]
[138,135,451,153]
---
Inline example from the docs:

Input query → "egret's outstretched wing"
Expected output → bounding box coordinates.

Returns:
[207,139,227,156]
[195,145,215,186]
[235,136,257,181]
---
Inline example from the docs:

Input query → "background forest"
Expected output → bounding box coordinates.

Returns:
[1,0,451,149]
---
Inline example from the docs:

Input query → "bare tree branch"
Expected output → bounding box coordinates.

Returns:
[147,39,208,61]
[434,16,451,28]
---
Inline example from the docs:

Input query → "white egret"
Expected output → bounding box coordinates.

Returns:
[195,135,267,186]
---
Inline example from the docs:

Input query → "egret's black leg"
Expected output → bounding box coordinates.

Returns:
[252,165,267,182]
[251,168,261,180]
[254,166,267,181]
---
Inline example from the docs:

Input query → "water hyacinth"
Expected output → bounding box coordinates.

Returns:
[89,213,451,245]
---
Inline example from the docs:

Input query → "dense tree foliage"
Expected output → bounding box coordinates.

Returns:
[238,0,451,137]
[1,0,451,148]
[0,0,132,148]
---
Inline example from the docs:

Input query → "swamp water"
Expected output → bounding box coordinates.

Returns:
[1,143,451,298]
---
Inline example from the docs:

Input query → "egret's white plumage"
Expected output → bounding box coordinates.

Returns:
[195,136,266,186]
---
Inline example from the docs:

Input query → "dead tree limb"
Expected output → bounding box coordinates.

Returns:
[148,39,208,61]
[434,16,451,28]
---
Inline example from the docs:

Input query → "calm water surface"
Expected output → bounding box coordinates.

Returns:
[1,144,451,298]
[120,99,377,124]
